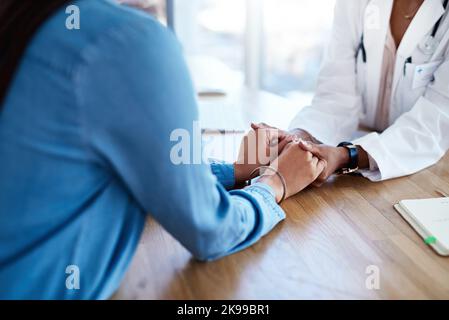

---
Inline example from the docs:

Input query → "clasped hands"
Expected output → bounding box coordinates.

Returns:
[234,123,350,203]
[117,0,350,202]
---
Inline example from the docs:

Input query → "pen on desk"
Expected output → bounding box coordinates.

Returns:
[435,189,449,198]
[201,129,246,134]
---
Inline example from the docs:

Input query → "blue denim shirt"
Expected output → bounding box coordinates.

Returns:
[0,0,285,299]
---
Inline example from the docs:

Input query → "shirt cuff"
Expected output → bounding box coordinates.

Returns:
[352,133,384,181]
[232,182,286,236]
[368,154,379,171]
[210,162,235,190]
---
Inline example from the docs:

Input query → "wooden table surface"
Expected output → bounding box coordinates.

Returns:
[114,151,449,300]
[113,89,449,300]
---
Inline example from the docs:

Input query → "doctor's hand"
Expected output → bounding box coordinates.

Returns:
[297,141,349,187]
[234,127,293,185]
[257,143,327,202]
[251,123,322,145]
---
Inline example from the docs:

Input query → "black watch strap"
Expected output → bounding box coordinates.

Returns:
[337,142,359,174]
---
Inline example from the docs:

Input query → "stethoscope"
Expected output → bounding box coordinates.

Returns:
[420,0,449,54]
[356,0,449,63]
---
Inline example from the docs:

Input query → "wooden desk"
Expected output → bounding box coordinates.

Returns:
[114,90,449,300]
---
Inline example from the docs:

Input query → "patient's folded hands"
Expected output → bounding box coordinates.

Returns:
[234,126,326,202]
[233,126,293,185]
[250,123,350,187]
[258,143,327,202]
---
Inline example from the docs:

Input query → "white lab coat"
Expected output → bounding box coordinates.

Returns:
[289,0,449,181]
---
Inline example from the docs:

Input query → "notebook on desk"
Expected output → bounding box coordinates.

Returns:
[394,197,449,256]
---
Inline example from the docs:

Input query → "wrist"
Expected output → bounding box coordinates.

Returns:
[356,145,370,169]
[233,163,258,185]
[336,147,351,169]
[258,175,283,203]
[233,163,247,185]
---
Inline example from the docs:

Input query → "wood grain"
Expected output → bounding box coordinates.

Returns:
[113,152,449,300]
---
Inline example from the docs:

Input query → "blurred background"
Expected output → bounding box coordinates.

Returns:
[144,0,336,108]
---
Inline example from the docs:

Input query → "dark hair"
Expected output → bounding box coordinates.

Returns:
[0,0,70,108]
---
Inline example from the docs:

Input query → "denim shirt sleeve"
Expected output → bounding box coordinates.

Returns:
[229,183,286,252]
[76,16,285,261]
[210,162,235,190]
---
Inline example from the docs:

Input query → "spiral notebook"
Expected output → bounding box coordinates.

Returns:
[394,197,449,256]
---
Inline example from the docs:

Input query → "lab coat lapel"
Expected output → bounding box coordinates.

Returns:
[392,0,445,94]
[364,0,393,121]
[396,0,445,58]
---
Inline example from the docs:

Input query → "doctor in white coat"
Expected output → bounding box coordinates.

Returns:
[256,0,449,183]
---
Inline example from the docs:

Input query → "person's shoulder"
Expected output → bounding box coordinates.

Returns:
[26,0,172,74]
[77,0,168,37]
[76,0,177,55]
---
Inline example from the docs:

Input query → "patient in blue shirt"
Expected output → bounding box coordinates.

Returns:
[0,0,325,299]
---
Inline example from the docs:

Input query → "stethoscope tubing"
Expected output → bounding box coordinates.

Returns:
[356,0,449,63]
[432,0,449,38]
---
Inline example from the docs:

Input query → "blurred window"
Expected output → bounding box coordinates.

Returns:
[171,0,336,102]
[263,0,336,100]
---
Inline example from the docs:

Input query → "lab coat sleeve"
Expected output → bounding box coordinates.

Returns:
[353,59,449,181]
[289,0,364,146]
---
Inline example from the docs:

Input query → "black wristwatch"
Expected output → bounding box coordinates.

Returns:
[337,142,359,174]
